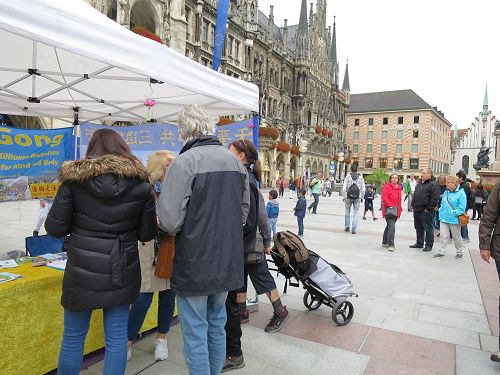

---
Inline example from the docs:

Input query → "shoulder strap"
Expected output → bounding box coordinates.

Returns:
[445,191,456,211]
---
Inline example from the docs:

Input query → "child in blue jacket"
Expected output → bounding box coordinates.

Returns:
[266,190,279,237]
[294,188,307,237]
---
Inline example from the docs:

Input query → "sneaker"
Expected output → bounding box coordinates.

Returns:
[351,231,356,234]
[382,243,389,248]
[153,338,169,361]
[433,253,445,258]
[344,227,350,232]
[423,247,432,252]
[307,207,311,213]
[127,348,132,361]
[264,307,289,333]
[373,218,378,221]
[221,355,245,372]
[388,246,395,252]
[455,253,463,259]
[409,244,423,248]
[463,238,471,243]
[491,351,500,362]
[240,309,250,324]
[362,217,366,220]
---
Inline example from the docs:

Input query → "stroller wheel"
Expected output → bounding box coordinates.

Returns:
[303,291,322,310]
[332,300,354,326]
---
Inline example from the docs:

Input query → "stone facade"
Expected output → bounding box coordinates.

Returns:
[451,89,499,181]
[89,0,350,187]
[347,91,452,179]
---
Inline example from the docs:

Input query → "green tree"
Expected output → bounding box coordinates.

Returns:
[366,169,389,193]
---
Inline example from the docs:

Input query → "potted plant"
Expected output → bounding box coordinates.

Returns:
[277,142,291,152]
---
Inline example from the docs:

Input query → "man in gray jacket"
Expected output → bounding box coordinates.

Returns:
[158,104,250,375]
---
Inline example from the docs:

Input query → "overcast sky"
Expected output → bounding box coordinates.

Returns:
[257,0,498,129]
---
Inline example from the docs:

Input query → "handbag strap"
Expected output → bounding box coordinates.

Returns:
[445,191,456,211]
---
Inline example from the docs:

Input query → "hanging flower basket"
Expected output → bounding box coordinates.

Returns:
[259,127,280,139]
[132,26,163,44]
[270,143,278,149]
[327,130,333,138]
[344,157,351,164]
[322,129,328,136]
[291,145,301,155]
[276,142,291,153]
[217,117,234,126]
[333,154,339,161]
[315,126,322,134]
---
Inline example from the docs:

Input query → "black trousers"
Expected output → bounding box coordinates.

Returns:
[413,211,435,248]
[472,203,483,219]
[225,290,242,357]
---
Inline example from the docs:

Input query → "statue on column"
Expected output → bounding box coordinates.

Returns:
[161,0,171,45]
[473,147,491,171]
[118,0,130,27]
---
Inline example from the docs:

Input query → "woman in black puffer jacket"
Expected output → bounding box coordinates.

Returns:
[45,129,157,375]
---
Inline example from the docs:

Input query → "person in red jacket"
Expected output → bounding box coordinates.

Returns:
[382,173,403,252]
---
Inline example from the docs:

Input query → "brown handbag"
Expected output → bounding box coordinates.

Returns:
[446,192,470,227]
[154,233,175,279]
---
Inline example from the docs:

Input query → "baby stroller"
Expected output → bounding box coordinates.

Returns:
[269,231,358,326]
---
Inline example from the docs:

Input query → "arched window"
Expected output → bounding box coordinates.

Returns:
[130,0,158,33]
[462,155,469,175]
[107,1,117,21]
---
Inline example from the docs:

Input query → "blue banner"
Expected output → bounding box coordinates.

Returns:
[79,123,183,165]
[0,126,74,201]
[216,118,254,148]
[212,0,230,71]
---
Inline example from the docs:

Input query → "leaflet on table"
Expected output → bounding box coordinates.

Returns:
[0,259,19,268]
[38,252,67,261]
[46,259,67,271]
[0,272,22,283]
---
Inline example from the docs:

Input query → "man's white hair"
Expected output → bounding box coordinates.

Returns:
[178,104,218,141]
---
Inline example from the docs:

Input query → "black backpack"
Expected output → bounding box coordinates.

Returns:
[346,174,360,200]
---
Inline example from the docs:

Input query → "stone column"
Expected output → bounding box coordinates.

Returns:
[478,128,500,184]
[168,0,187,54]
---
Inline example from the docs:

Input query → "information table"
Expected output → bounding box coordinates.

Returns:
[0,264,160,375]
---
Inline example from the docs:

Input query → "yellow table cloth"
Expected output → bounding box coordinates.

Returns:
[0,264,160,375]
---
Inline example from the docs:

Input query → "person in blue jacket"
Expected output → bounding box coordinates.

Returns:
[434,175,467,259]
[294,188,307,237]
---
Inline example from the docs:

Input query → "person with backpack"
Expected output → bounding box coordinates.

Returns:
[342,165,366,234]
[307,172,322,214]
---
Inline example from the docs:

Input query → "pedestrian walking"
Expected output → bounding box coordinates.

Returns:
[224,139,289,372]
[456,171,473,242]
[289,178,297,199]
[409,168,440,252]
[278,177,285,197]
[127,151,176,362]
[404,174,417,212]
[363,185,377,220]
[266,189,279,237]
[45,129,157,375]
[157,105,250,375]
[342,165,366,234]
[307,172,322,214]
[478,182,500,363]
[472,184,485,220]
[433,176,466,259]
[381,173,402,251]
[324,179,332,197]
[294,188,307,237]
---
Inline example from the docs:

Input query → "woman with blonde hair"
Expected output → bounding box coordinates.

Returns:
[127,150,176,361]
[434,175,467,259]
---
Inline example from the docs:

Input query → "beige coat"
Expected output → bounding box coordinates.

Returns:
[138,240,170,293]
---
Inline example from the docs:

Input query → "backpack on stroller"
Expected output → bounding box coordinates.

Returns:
[270,231,358,326]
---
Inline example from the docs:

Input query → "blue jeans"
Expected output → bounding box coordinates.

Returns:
[177,292,228,375]
[127,289,176,341]
[297,216,304,236]
[344,198,360,232]
[268,217,278,237]
[58,305,129,375]
[461,224,469,240]
[308,193,320,213]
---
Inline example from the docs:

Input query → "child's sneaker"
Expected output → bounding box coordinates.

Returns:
[153,338,169,361]
[265,307,289,333]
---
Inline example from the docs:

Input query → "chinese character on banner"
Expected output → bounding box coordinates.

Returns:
[160,130,176,146]
[217,130,231,147]
[125,131,138,145]
[84,129,96,141]
[138,131,153,145]
[235,127,253,140]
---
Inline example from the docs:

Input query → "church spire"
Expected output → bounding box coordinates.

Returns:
[483,85,488,114]
[298,0,308,34]
[330,17,337,62]
[453,122,458,142]
[342,60,350,92]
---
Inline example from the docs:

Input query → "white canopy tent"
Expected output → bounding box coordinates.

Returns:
[0,0,259,124]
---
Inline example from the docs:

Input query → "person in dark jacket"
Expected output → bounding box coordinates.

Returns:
[223,139,289,372]
[294,188,307,236]
[45,128,157,375]
[478,182,500,362]
[157,105,250,375]
[456,171,472,242]
[472,184,485,220]
[410,168,440,251]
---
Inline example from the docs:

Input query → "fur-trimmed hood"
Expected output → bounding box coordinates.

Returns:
[58,155,150,198]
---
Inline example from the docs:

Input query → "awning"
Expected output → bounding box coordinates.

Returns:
[0,0,259,123]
